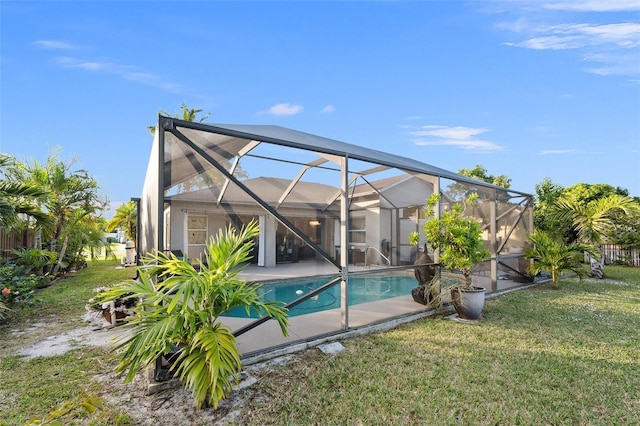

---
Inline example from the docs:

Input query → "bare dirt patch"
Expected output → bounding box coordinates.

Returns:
[10,316,296,425]
[15,324,124,359]
[92,357,290,426]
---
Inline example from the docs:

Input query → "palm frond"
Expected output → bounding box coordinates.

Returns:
[174,325,240,408]
[113,314,179,382]
[526,230,593,287]
[105,219,289,408]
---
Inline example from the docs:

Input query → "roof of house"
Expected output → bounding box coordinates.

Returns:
[166,176,340,211]
[160,116,531,197]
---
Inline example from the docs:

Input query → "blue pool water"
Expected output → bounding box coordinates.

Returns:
[224,274,417,318]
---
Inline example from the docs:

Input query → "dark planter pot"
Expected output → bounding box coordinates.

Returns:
[450,286,485,320]
[411,285,441,306]
[411,287,428,305]
[154,344,182,381]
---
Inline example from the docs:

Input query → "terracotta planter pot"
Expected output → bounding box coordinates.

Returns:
[450,286,485,320]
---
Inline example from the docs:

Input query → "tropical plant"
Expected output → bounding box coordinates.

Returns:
[10,247,58,276]
[422,193,490,289]
[4,148,107,271]
[25,393,103,426]
[66,212,112,262]
[533,180,640,245]
[408,231,420,247]
[100,221,289,408]
[562,183,632,205]
[525,230,597,288]
[0,300,9,319]
[0,264,48,310]
[445,164,511,202]
[553,194,640,278]
[105,201,137,242]
[608,215,640,249]
[88,285,138,313]
[457,164,511,188]
[147,103,210,135]
[148,104,248,192]
[0,154,51,230]
[533,177,567,240]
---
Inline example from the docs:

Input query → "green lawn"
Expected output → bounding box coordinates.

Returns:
[235,267,640,425]
[0,263,638,425]
[0,260,135,425]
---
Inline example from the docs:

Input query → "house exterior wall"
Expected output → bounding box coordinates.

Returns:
[380,177,434,209]
[165,199,339,265]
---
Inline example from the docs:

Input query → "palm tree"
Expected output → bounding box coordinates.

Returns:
[5,149,106,269]
[554,194,640,278]
[105,201,137,242]
[525,230,597,288]
[148,103,248,191]
[147,103,210,135]
[101,221,289,409]
[0,154,51,230]
[67,212,112,262]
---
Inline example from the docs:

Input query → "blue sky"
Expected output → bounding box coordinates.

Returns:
[2,0,639,217]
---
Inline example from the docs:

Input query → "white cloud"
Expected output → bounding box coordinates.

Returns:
[506,23,640,50]
[56,56,111,71]
[33,40,74,50]
[415,139,504,151]
[542,0,640,12]
[411,125,489,140]
[54,56,183,93]
[498,5,640,77]
[409,125,504,152]
[582,23,640,45]
[320,104,336,113]
[539,149,578,155]
[267,103,304,116]
[76,61,108,71]
[506,35,584,50]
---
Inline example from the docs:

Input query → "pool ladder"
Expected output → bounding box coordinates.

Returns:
[364,246,391,266]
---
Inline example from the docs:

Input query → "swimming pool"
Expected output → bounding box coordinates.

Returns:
[224,273,417,318]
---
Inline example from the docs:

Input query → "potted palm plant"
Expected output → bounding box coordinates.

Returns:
[98,221,289,409]
[422,193,489,320]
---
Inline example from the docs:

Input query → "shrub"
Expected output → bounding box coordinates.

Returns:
[0,264,53,314]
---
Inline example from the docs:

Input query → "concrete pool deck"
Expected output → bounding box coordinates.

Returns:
[228,260,530,359]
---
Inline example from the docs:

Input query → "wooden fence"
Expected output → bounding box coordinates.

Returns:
[0,228,35,258]
[601,244,640,267]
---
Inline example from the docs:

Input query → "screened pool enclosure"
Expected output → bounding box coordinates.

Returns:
[139,116,534,357]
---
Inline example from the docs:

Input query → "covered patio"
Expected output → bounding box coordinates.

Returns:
[138,116,534,358]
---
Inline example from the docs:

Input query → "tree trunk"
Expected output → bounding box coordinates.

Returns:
[589,255,605,279]
[52,235,68,275]
[463,271,473,289]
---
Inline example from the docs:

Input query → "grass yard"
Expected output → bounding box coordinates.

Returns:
[0,262,638,425]
[235,267,640,425]
[0,260,136,425]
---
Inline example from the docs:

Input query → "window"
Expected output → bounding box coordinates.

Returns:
[349,216,366,244]
[187,214,207,247]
